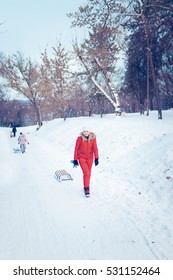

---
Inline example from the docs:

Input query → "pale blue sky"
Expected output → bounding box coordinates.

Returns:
[0,0,87,61]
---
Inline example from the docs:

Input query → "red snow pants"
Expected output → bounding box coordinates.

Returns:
[79,158,93,188]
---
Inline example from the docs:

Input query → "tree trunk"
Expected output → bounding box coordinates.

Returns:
[141,10,162,119]
[146,47,150,116]
[34,105,42,128]
[149,50,162,119]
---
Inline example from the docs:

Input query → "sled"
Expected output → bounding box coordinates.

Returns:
[13,148,21,153]
[55,169,73,182]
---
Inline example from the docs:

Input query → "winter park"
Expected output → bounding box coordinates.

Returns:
[0,0,173,271]
[0,110,173,260]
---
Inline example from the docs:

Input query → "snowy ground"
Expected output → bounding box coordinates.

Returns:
[0,110,173,260]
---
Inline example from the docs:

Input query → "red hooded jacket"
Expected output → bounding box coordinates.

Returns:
[74,132,99,160]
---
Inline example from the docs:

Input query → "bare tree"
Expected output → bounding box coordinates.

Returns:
[68,0,123,115]
[73,43,121,114]
[0,52,44,127]
[40,44,72,120]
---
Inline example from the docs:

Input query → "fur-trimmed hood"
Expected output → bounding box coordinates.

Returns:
[80,132,96,141]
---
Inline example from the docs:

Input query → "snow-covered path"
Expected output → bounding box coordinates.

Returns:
[0,112,173,260]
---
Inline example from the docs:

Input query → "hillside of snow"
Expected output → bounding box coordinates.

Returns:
[0,110,173,260]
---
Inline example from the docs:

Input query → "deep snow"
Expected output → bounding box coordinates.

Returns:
[0,110,173,260]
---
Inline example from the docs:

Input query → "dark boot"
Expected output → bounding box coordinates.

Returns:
[84,187,90,197]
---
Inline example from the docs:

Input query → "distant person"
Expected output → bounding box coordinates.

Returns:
[72,128,99,197]
[12,126,17,137]
[18,132,29,153]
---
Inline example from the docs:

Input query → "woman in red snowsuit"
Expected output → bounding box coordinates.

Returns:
[73,129,99,196]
